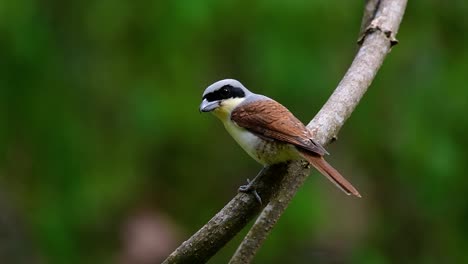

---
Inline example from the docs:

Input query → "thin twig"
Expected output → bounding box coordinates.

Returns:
[360,0,381,36]
[163,0,407,263]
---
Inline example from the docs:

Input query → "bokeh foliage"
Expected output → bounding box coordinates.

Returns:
[1,0,468,263]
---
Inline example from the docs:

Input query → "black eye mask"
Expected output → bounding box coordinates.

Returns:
[203,85,245,102]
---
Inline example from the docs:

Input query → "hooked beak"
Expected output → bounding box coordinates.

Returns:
[199,99,220,112]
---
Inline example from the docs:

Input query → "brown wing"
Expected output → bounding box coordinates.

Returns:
[231,99,328,156]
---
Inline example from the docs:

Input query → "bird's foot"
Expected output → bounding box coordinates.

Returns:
[238,178,262,205]
[238,178,253,192]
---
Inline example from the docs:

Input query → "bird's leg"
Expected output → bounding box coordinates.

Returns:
[238,167,268,204]
[238,167,267,192]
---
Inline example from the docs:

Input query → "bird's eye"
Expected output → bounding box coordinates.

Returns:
[220,87,230,96]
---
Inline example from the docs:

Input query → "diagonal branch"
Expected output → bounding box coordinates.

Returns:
[229,0,407,262]
[163,1,407,263]
[162,164,289,264]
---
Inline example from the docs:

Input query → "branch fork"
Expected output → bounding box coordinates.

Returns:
[163,1,407,263]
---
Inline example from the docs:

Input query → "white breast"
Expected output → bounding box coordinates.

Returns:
[223,120,264,163]
[222,119,299,165]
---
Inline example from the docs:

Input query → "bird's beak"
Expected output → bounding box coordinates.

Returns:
[199,99,220,112]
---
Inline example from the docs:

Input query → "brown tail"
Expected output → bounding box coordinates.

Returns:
[301,151,361,198]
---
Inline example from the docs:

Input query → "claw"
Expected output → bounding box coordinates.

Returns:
[252,190,262,205]
[238,179,262,204]
[237,167,268,205]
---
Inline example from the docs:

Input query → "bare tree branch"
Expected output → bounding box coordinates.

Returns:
[163,0,407,263]
[162,164,289,264]
[229,1,407,263]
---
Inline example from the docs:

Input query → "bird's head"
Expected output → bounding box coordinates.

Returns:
[200,79,251,120]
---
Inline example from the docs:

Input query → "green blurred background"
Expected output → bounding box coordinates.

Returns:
[1,0,468,263]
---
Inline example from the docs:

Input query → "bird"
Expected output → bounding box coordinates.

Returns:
[199,79,361,199]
